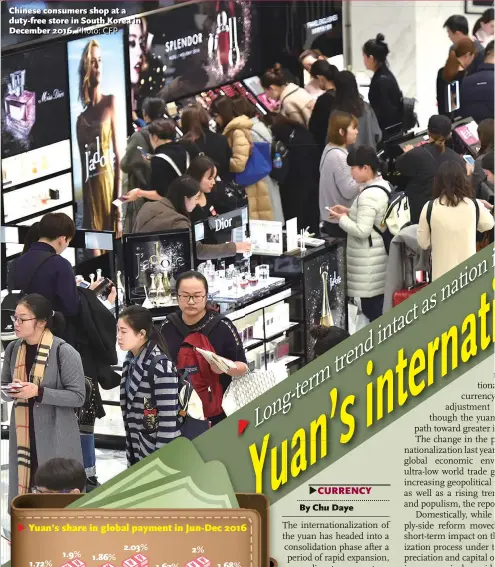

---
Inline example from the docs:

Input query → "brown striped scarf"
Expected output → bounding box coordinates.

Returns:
[13,329,54,495]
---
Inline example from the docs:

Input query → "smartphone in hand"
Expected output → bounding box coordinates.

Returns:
[137,146,151,160]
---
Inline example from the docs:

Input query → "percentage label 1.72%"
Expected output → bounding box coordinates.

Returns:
[29,562,52,567]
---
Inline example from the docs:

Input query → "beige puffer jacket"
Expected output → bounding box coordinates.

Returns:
[223,115,274,221]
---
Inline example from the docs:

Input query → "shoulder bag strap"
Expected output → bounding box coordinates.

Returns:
[279,87,300,110]
[9,251,55,293]
[201,313,225,338]
[166,312,192,339]
[426,200,434,232]
[155,153,183,176]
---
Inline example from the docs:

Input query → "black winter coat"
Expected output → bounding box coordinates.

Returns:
[460,63,494,123]
[271,122,320,233]
[368,65,403,136]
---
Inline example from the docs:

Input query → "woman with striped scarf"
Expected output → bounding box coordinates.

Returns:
[118,306,180,466]
[1,294,85,506]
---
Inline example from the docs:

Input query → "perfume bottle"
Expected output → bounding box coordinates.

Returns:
[155,273,166,306]
[216,11,230,71]
[162,270,171,299]
[4,70,36,140]
[320,265,334,327]
[228,16,239,68]
[89,273,95,285]
[149,273,158,305]
[96,268,103,282]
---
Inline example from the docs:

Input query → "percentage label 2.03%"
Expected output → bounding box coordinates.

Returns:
[124,545,148,553]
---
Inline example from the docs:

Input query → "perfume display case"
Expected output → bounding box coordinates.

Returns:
[259,238,348,356]
[122,229,193,316]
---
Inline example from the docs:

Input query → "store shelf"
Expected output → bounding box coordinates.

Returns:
[253,321,300,341]
[243,338,264,351]
[277,355,301,367]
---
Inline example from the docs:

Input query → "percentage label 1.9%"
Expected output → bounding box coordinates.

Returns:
[63,552,81,560]
[92,554,116,562]
[29,561,52,567]
[124,545,149,553]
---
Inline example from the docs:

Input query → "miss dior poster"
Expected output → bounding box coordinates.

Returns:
[67,30,127,232]
[1,43,70,160]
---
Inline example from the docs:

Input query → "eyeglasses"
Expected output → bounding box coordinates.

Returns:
[10,316,36,324]
[178,294,206,304]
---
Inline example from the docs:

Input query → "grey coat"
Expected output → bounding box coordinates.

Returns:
[1,337,85,505]
[135,197,237,260]
[383,224,431,312]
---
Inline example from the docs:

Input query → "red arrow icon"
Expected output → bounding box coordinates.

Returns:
[17,524,24,532]
[238,419,249,436]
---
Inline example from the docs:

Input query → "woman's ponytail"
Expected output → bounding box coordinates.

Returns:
[431,134,447,153]
[442,49,460,83]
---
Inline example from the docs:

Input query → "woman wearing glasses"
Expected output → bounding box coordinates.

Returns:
[161,271,248,425]
[1,294,85,506]
[118,306,180,466]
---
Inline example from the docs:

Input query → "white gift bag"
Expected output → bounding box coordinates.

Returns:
[222,368,279,416]
[348,299,369,335]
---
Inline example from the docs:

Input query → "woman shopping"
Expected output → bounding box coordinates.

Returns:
[161,271,248,426]
[211,96,275,221]
[181,104,232,181]
[395,115,466,224]
[188,156,236,222]
[118,306,180,465]
[319,111,360,238]
[260,64,315,127]
[1,294,85,505]
[417,162,494,281]
[333,71,382,149]
[328,146,391,322]
[124,118,199,209]
[362,34,404,139]
[120,97,167,232]
[134,176,250,260]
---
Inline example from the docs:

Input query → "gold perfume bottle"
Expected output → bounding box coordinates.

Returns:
[149,273,158,305]
[155,273,166,306]
[320,263,334,327]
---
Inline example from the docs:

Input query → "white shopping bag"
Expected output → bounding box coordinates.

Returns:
[222,368,278,416]
[348,299,369,335]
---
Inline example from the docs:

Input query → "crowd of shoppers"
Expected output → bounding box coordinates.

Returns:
[2,11,494,509]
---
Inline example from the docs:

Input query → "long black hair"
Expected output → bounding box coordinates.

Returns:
[362,33,390,66]
[23,222,41,254]
[119,305,170,355]
[166,175,200,217]
[18,294,65,337]
[334,71,364,118]
[187,156,217,185]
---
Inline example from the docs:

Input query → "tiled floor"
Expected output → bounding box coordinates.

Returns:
[0,443,126,565]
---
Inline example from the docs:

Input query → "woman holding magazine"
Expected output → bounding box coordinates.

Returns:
[117,306,180,466]
[160,270,248,426]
